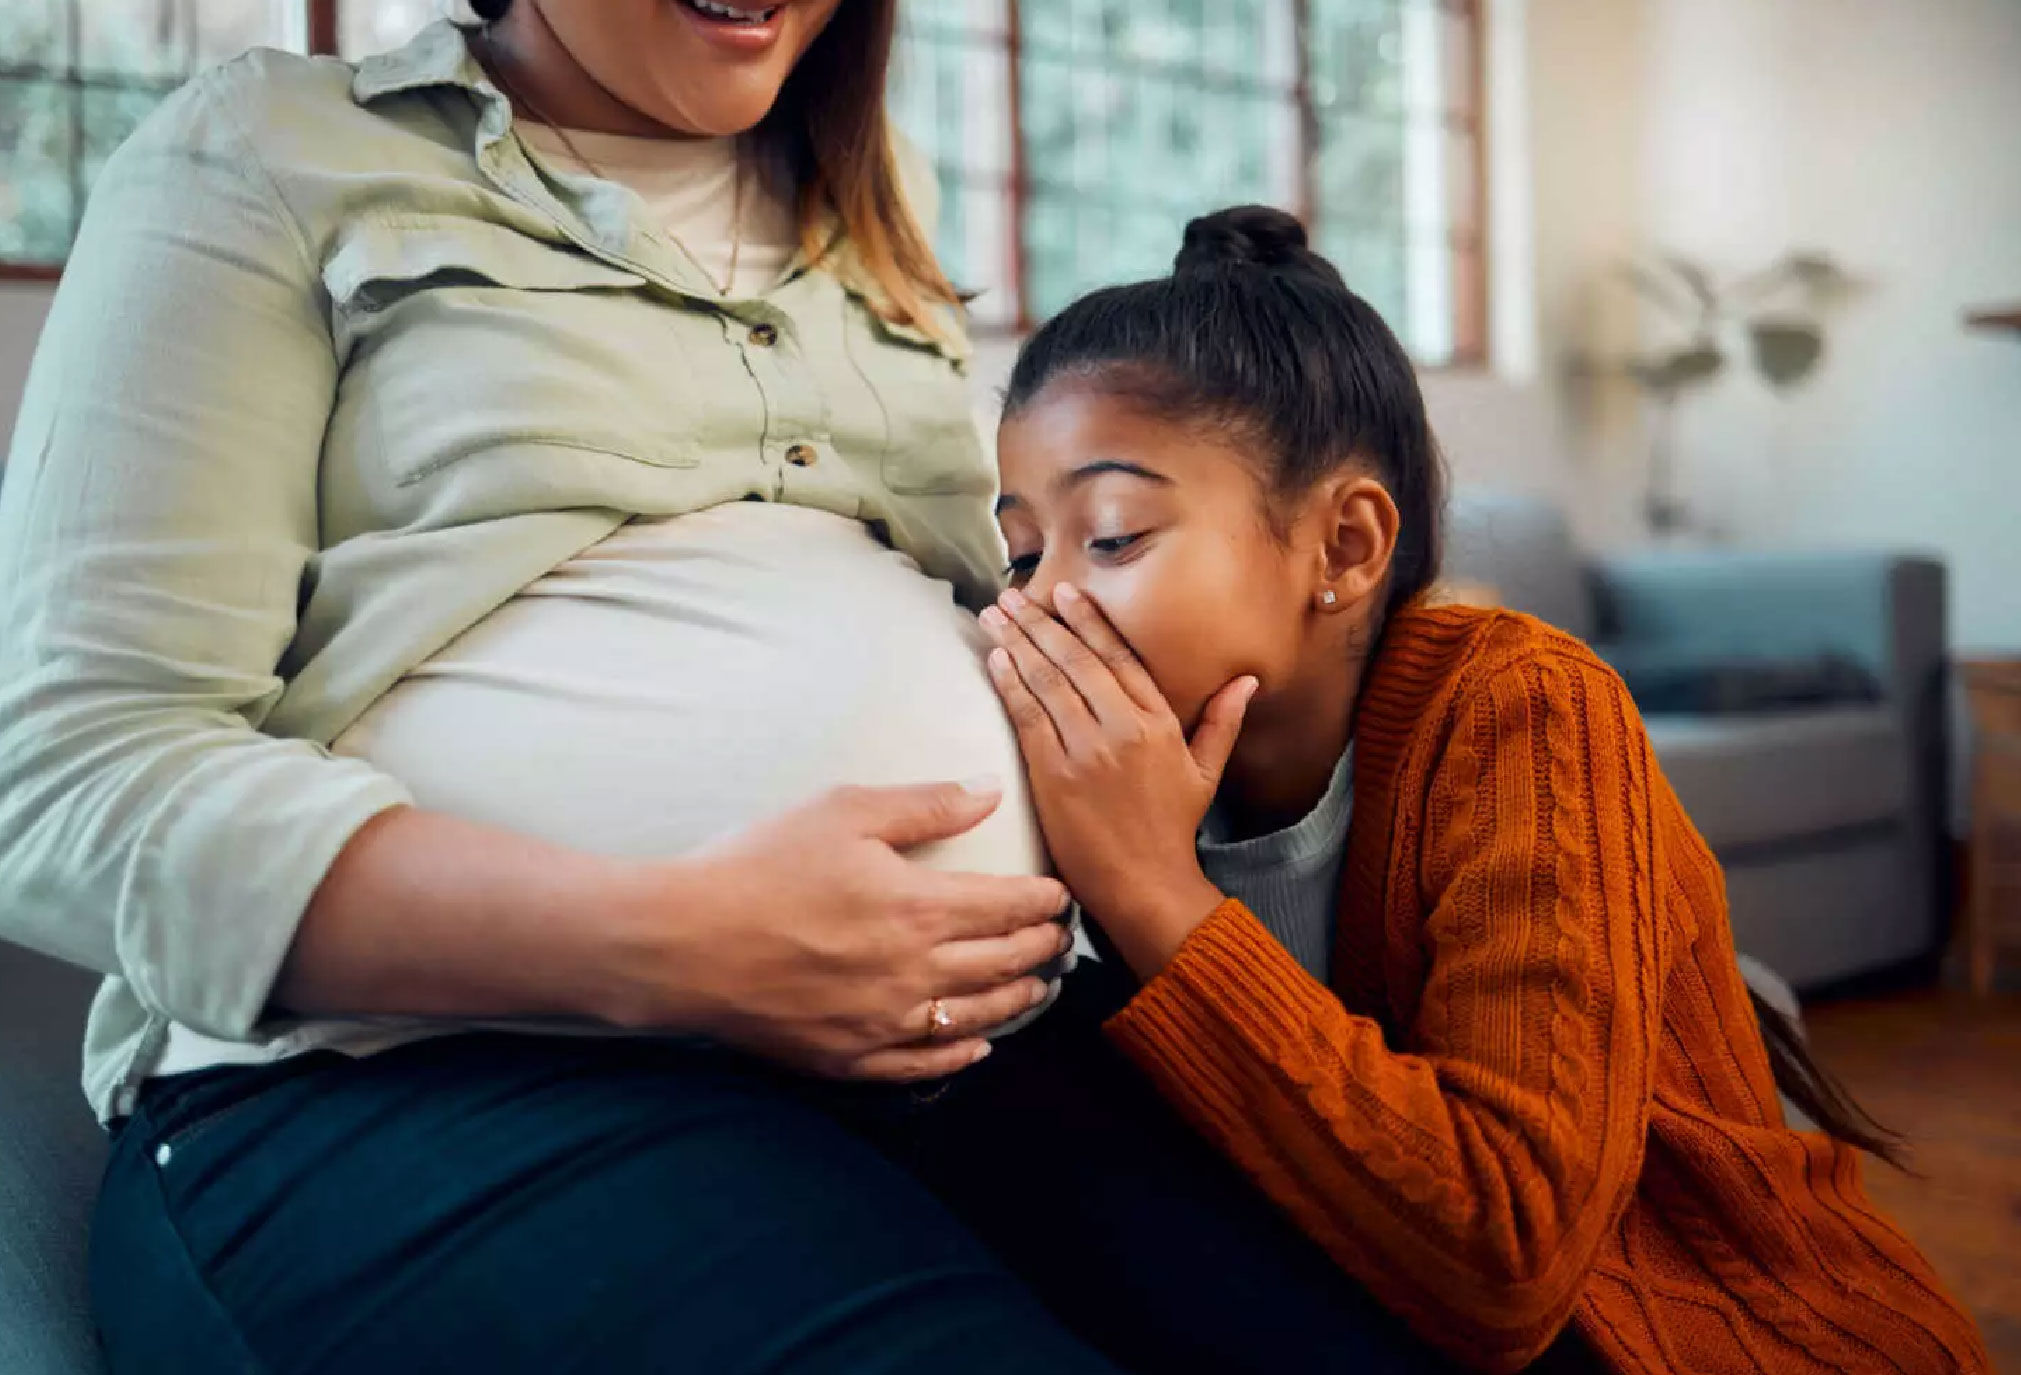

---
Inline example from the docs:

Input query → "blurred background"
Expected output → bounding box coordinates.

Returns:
[3,0,2016,640]
[1,0,2018,1365]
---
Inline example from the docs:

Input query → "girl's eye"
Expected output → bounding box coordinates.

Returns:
[1004,552,1041,583]
[1089,532,1144,559]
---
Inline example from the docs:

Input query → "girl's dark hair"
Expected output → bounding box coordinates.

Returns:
[1750,991,1908,1169]
[1007,205,1907,1171]
[467,0,960,344]
[1003,205,1445,627]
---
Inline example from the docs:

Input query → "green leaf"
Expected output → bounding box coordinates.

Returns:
[1782,252,1851,289]
[1628,343,1726,394]
[1750,319,1824,387]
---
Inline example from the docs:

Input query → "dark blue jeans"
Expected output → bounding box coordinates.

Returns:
[92,967,1452,1374]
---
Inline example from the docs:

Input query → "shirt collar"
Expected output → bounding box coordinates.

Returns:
[351,18,490,106]
[349,19,971,361]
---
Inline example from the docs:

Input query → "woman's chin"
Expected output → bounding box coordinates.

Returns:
[647,86,784,138]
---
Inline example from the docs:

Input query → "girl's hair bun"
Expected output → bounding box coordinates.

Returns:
[1174,205,1312,276]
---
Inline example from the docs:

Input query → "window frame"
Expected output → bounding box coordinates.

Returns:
[925,0,1489,367]
[2,0,1491,371]
[0,0,341,283]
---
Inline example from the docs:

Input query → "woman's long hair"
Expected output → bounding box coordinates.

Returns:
[470,0,960,341]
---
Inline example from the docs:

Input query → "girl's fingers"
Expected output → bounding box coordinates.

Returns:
[1051,583,1170,716]
[985,644,1069,768]
[990,589,1139,730]
[980,603,1102,751]
[1189,675,1260,780]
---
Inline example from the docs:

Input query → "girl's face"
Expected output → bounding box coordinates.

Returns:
[995,386,1363,732]
[530,0,844,137]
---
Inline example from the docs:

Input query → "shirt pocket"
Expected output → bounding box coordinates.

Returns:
[859,309,994,498]
[324,214,710,485]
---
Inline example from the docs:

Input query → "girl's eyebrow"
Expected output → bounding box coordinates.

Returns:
[996,459,1174,515]
[1059,459,1175,492]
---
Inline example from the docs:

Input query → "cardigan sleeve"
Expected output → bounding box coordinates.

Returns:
[1105,651,1666,1372]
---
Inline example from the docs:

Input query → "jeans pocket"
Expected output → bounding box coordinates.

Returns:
[143,1052,345,1166]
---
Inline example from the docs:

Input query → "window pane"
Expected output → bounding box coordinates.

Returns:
[1018,0,1299,320]
[1308,0,1476,363]
[79,0,298,80]
[2,0,308,267]
[889,0,1017,328]
[340,0,450,59]
[888,0,1481,354]
[0,0,73,69]
[0,77,77,265]
[79,82,160,185]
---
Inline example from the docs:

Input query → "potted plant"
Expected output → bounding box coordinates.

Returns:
[1621,251,1860,534]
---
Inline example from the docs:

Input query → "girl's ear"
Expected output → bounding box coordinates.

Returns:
[1313,475,1400,615]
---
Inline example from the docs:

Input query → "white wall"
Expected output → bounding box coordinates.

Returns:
[1635,0,2021,651]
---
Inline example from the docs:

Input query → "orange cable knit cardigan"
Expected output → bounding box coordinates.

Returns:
[1106,603,1989,1375]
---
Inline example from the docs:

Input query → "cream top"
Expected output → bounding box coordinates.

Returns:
[517,122,799,296]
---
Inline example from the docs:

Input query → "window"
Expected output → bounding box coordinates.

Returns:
[889,0,1487,364]
[0,0,442,276]
[3,0,1487,365]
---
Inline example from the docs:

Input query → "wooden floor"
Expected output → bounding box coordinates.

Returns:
[1805,988,2021,1372]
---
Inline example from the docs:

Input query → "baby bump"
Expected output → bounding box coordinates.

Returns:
[333,504,1048,877]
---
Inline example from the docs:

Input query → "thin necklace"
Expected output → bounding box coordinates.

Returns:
[479,25,746,296]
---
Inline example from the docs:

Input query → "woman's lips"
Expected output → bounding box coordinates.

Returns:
[675,0,787,53]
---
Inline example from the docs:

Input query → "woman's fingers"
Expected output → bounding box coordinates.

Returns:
[931,921,1072,995]
[1051,583,1170,716]
[840,977,1050,1081]
[920,869,1071,942]
[908,977,1050,1046]
[980,600,1103,750]
[841,1039,991,1083]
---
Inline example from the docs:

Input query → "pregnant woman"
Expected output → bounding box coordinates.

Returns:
[2,2,1126,1370]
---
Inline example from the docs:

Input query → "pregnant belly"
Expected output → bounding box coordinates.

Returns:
[334,503,1045,877]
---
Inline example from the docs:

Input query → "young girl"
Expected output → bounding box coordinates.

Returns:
[976,206,1989,1374]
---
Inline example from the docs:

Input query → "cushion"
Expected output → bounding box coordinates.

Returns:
[0,942,108,1375]
[1643,706,1908,853]
[1600,646,1881,715]
[1442,489,1595,641]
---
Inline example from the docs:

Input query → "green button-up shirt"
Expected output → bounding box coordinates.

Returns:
[0,21,1006,1119]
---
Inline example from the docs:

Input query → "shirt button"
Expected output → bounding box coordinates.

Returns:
[784,442,818,468]
[747,322,778,347]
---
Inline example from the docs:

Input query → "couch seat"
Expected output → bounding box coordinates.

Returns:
[1643,706,1907,853]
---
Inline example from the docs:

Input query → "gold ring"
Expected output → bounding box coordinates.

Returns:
[925,997,955,1040]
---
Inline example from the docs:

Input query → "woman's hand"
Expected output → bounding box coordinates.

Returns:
[600,781,1074,1082]
[979,585,1256,977]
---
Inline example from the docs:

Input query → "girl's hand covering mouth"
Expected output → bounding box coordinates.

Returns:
[980,581,1257,977]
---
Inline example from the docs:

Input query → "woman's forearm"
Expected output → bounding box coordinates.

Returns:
[277,784,1074,1083]
[275,806,699,1029]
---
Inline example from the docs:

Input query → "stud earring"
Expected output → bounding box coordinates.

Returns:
[1321,589,1338,606]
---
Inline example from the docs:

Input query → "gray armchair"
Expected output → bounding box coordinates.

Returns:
[0,941,106,1375]
[1446,489,1949,990]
